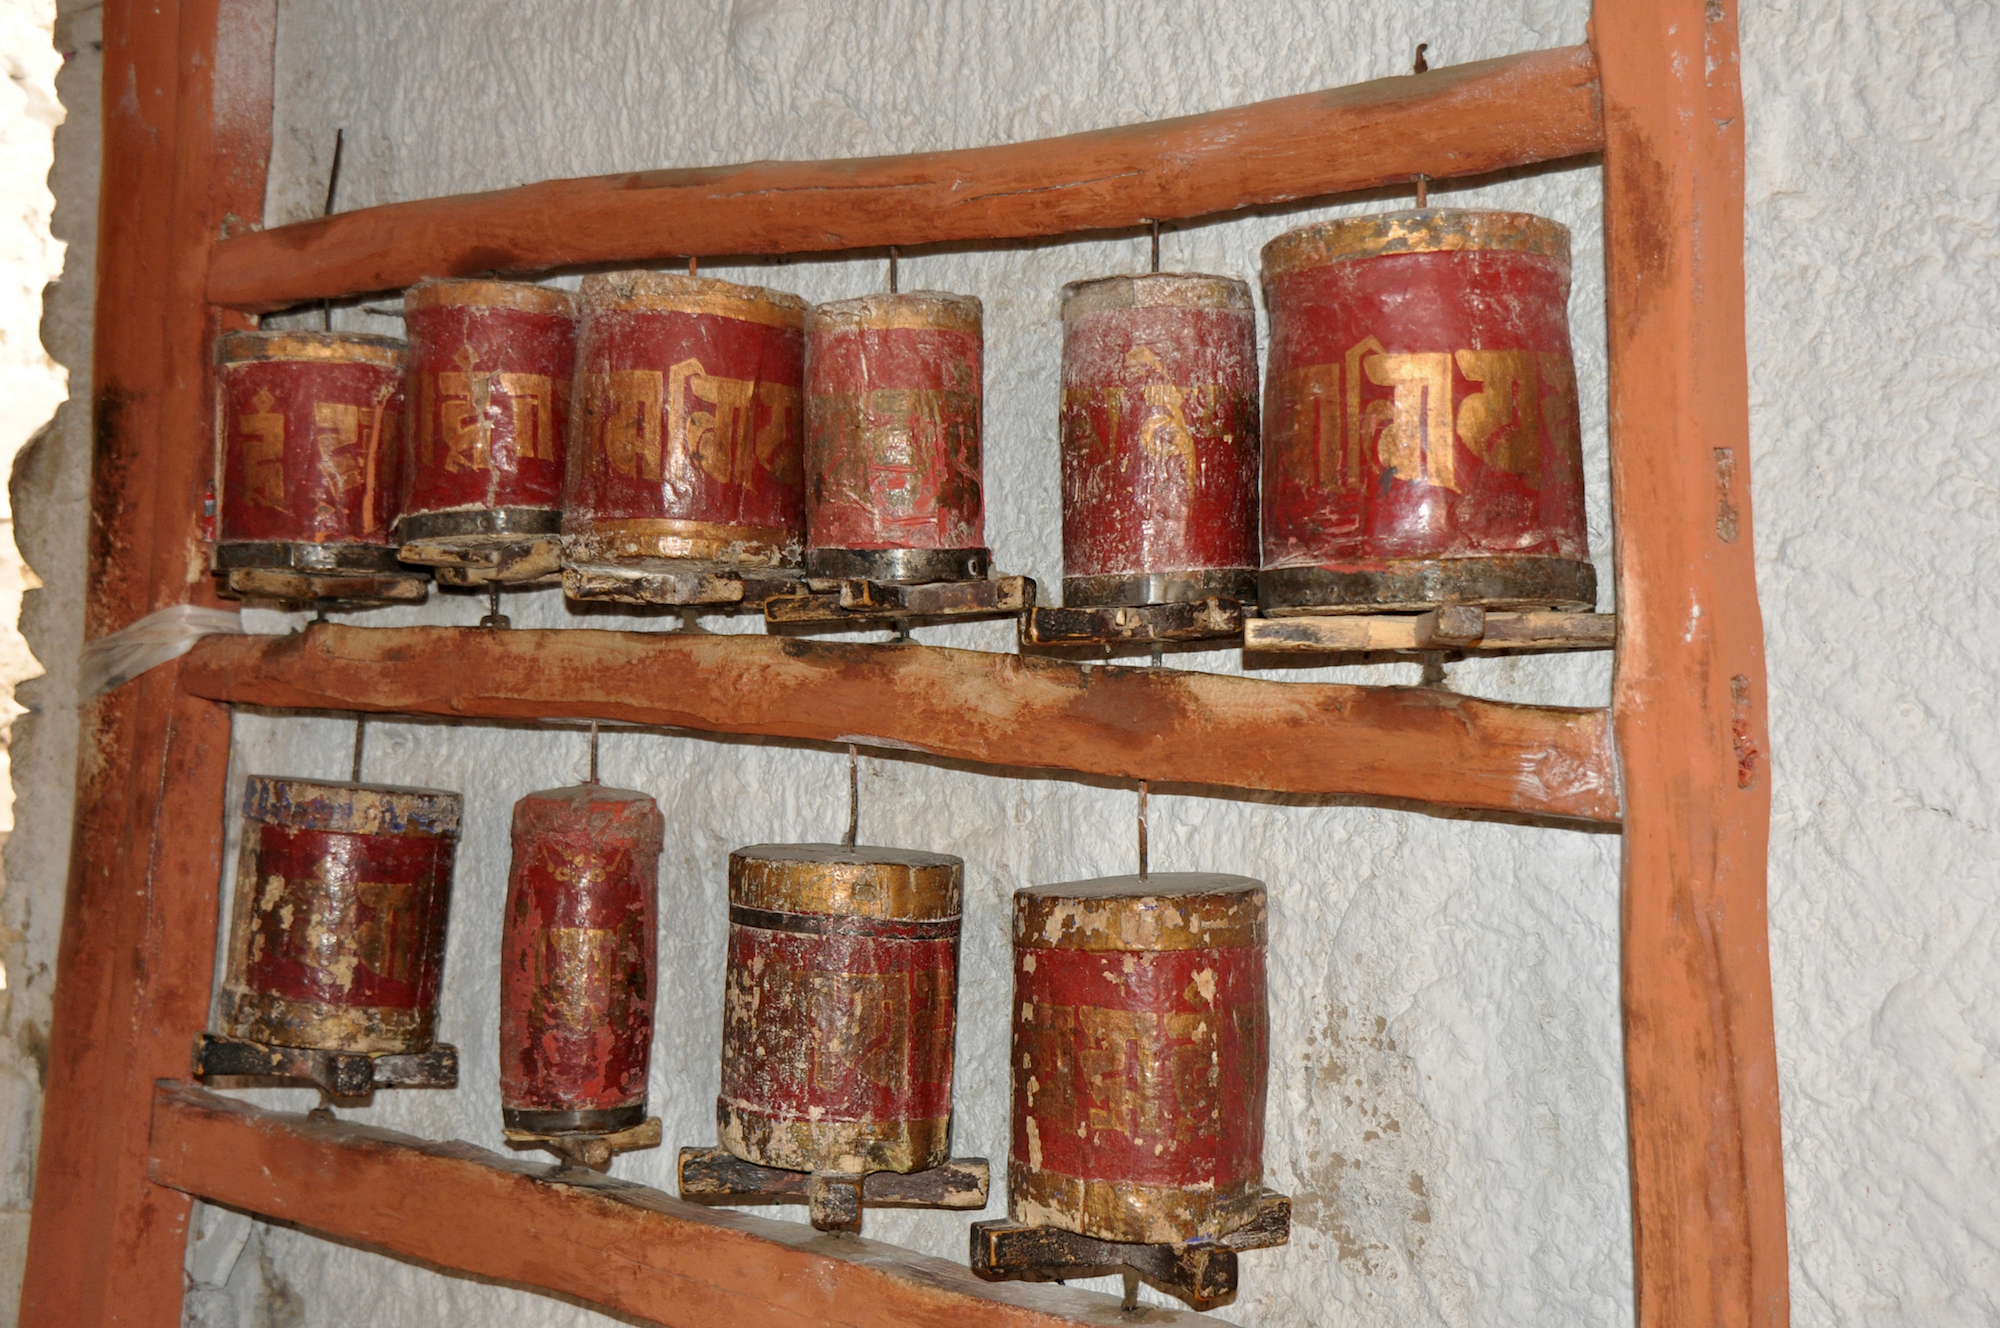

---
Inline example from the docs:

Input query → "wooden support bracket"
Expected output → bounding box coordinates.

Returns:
[766,576,1035,626]
[677,1146,990,1232]
[193,1033,457,1100]
[1021,600,1246,648]
[1244,609,1616,654]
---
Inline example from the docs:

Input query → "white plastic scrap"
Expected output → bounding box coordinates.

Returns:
[78,604,244,700]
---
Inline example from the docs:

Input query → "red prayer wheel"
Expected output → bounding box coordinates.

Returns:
[804,293,988,583]
[398,279,576,585]
[1259,210,1594,612]
[213,330,422,603]
[718,844,963,1176]
[1010,873,1269,1245]
[500,784,664,1135]
[563,272,808,590]
[218,777,461,1054]
[1059,274,1259,607]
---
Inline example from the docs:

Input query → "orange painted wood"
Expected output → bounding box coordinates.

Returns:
[149,1083,1221,1328]
[207,44,1604,311]
[19,3,274,1325]
[179,625,1621,825]
[1593,1,1788,1325]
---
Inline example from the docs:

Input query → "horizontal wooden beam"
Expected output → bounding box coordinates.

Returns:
[179,625,1619,825]
[208,45,1603,310]
[148,1083,1207,1328]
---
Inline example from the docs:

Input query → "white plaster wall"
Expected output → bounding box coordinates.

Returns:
[80,1,1986,1327]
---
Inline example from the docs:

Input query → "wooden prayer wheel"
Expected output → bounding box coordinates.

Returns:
[500,783,664,1135]
[218,777,460,1054]
[804,293,988,583]
[562,272,808,599]
[1009,873,1270,1245]
[397,279,576,586]
[1058,274,1259,607]
[213,330,425,606]
[718,844,963,1178]
[1259,210,1594,613]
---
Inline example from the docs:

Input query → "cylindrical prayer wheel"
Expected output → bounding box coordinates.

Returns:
[804,293,988,583]
[219,777,460,1054]
[718,844,963,1176]
[213,330,420,601]
[563,272,808,579]
[1010,873,1269,1245]
[1259,210,1594,612]
[1059,274,1260,607]
[500,784,664,1134]
[398,279,576,584]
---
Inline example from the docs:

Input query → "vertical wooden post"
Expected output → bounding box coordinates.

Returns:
[1594,2,1789,1326]
[19,2,273,1324]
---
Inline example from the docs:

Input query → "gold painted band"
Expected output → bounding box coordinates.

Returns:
[578,271,808,329]
[1007,1159,1266,1245]
[215,329,406,369]
[717,1099,951,1176]
[1014,872,1267,951]
[219,987,435,1057]
[809,291,983,336]
[404,278,576,317]
[730,843,964,920]
[1061,272,1254,319]
[562,520,801,567]
[1261,208,1571,277]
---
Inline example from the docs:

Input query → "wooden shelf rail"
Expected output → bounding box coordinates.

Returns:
[208,44,1603,310]
[149,1083,1211,1328]
[178,625,1621,826]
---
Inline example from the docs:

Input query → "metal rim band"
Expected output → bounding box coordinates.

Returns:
[395,507,563,543]
[578,271,807,328]
[213,540,404,573]
[403,278,575,317]
[808,291,982,335]
[1061,568,1256,609]
[728,905,960,941]
[1060,272,1253,319]
[804,546,990,584]
[1256,556,1598,614]
[215,329,406,369]
[1261,209,1572,277]
[503,1102,647,1135]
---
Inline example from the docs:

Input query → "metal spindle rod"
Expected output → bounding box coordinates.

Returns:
[350,715,365,784]
[888,246,899,294]
[844,745,859,847]
[588,720,600,784]
[1137,780,1149,880]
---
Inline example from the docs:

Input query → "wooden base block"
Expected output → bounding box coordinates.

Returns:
[677,1146,990,1232]
[506,1116,663,1173]
[563,559,803,608]
[766,576,1034,627]
[1021,599,1245,648]
[223,566,431,610]
[1245,607,1615,654]
[971,1189,1290,1311]
[193,1033,457,1100]
[407,536,564,588]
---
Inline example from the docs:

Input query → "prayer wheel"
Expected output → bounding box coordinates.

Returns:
[1009,873,1269,1245]
[804,293,988,583]
[397,279,576,586]
[500,783,664,1135]
[718,844,963,1178]
[218,777,460,1054]
[213,330,424,605]
[1259,210,1594,612]
[1058,274,1259,607]
[563,272,808,596]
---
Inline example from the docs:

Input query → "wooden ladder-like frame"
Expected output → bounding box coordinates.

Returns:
[20,2,1786,1325]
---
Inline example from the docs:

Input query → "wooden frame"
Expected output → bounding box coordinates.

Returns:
[21,3,1788,1325]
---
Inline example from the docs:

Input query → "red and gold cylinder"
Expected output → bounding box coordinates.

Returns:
[562,272,808,591]
[717,844,963,1176]
[1010,873,1269,1245]
[1059,274,1259,607]
[500,784,664,1135]
[1259,210,1594,612]
[804,293,987,583]
[398,279,576,585]
[218,777,461,1054]
[213,330,423,604]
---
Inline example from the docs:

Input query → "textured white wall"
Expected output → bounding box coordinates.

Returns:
[125,1,1993,1327]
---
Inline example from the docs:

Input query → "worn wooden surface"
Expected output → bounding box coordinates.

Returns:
[1594,0,1789,1324]
[207,46,1604,311]
[149,1083,1224,1328]
[19,2,275,1324]
[178,625,1621,824]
